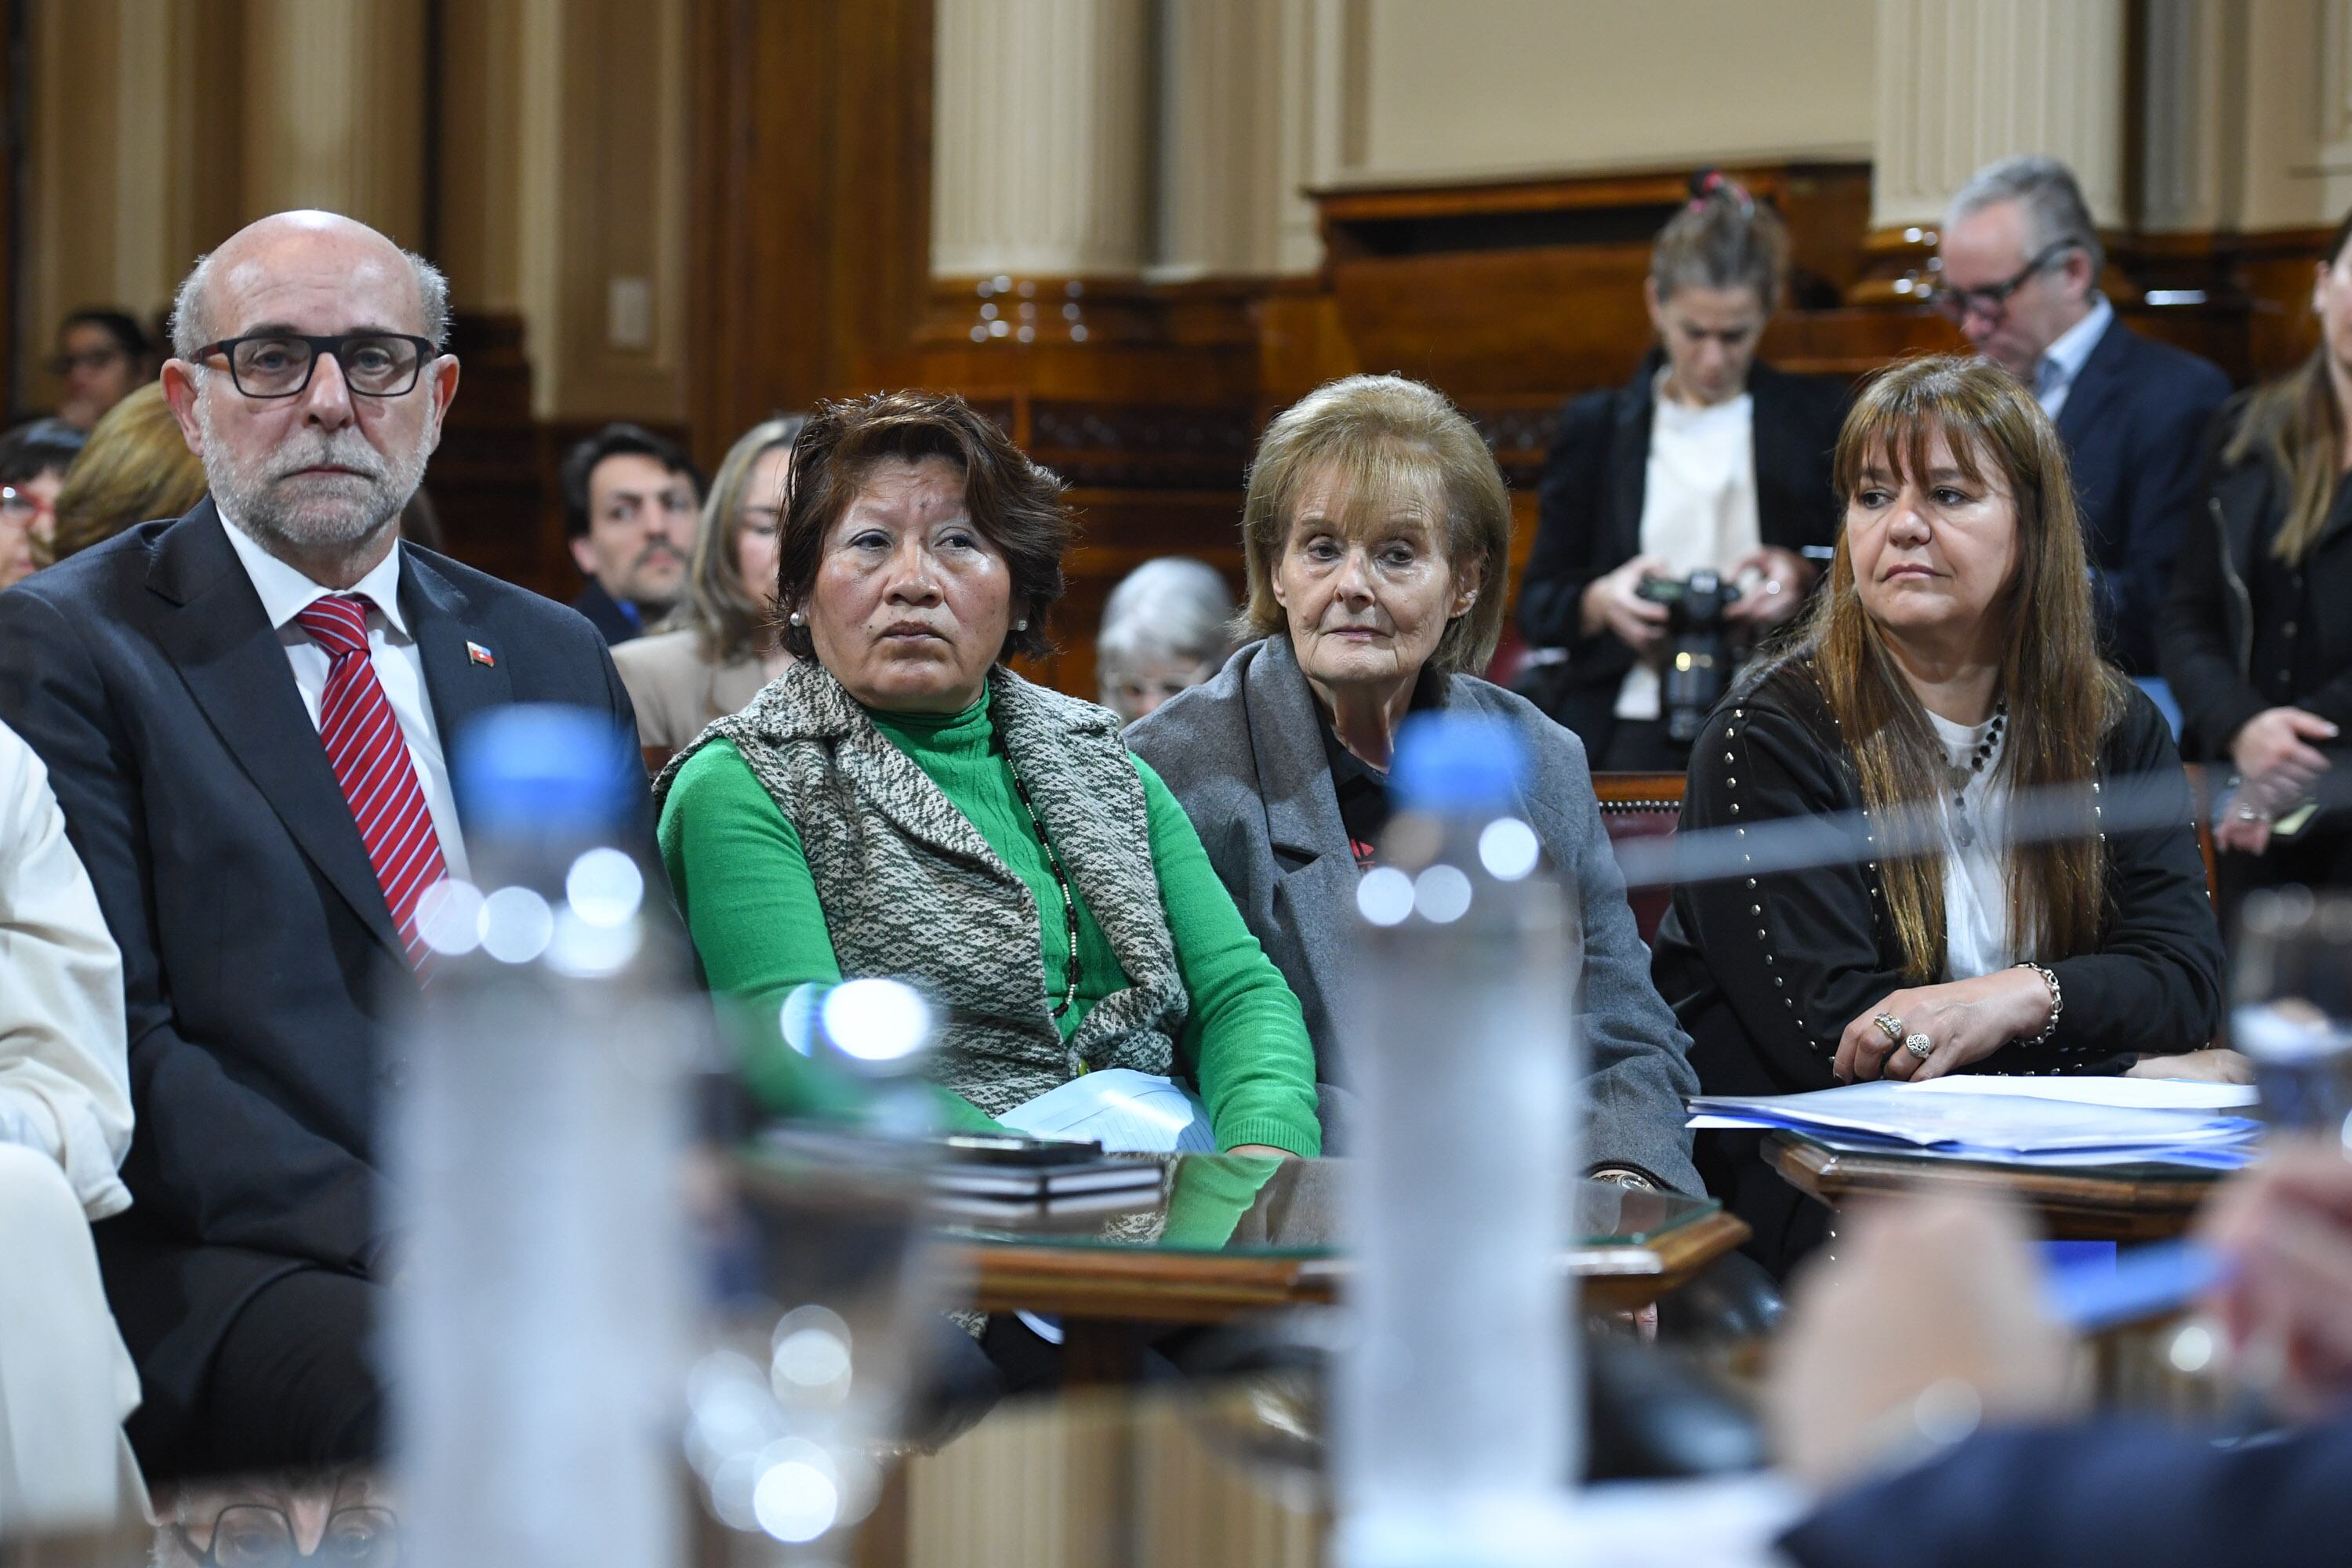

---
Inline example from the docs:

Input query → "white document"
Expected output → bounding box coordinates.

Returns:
[1685,1081,2255,1152]
[997,1068,1215,1155]
[1904,1074,2258,1111]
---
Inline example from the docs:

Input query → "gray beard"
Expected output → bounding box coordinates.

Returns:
[195,393,430,561]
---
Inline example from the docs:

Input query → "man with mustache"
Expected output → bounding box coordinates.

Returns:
[560,423,702,644]
[0,210,648,1480]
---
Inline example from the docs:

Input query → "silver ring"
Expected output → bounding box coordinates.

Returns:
[1873,1012,1905,1044]
[1904,1033,1935,1061]
[2235,804,2267,822]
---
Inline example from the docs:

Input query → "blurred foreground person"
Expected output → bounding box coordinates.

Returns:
[1094,556,1233,724]
[1129,374,1700,1181]
[615,414,805,751]
[563,422,702,644]
[656,390,1319,1156]
[1654,356,2226,1275]
[0,418,85,589]
[1772,1147,2352,1568]
[1515,171,1848,767]
[0,211,644,1480]
[151,1468,394,1566]
[1937,156,2227,680]
[41,384,209,568]
[2163,209,2352,920]
[0,717,139,1533]
[50,309,156,433]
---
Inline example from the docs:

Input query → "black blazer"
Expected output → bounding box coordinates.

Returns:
[1514,354,1850,750]
[1784,1416,2352,1568]
[0,503,651,1468]
[2159,394,2352,761]
[2053,314,2231,676]
[1650,658,2223,1270]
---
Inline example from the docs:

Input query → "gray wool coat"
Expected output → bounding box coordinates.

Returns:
[1127,633,1702,1192]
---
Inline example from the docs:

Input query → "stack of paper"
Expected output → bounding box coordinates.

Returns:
[1686,1080,2262,1171]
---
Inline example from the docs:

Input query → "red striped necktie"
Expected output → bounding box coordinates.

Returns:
[294,593,448,971]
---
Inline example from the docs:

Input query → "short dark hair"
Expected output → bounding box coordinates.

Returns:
[777,390,1069,663]
[559,423,703,539]
[0,418,88,485]
[59,307,156,363]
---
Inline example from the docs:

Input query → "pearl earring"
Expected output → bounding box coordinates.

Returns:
[1013,619,1028,631]
[788,611,805,626]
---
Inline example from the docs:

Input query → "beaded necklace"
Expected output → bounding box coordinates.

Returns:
[1947,699,2008,850]
[1004,759,1082,1018]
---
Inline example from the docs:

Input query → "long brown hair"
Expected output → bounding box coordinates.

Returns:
[659,414,805,663]
[1804,354,2124,980]
[2223,207,2352,565]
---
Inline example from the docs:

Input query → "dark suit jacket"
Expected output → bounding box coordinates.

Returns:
[2053,314,2230,676]
[1127,633,1703,1192]
[572,577,645,645]
[0,503,650,1469]
[1514,354,1850,754]
[1784,1417,2352,1568]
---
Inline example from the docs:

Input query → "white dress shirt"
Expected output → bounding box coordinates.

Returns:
[2032,293,2112,423]
[220,518,471,880]
[1926,708,2016,980]
[0,717,131,1219]
[1617,379,1762,721]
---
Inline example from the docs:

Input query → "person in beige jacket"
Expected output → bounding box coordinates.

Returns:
[0,714,140,1536]
[614,415,805,756]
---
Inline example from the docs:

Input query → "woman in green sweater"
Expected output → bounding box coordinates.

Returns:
[655,390,1320,1158]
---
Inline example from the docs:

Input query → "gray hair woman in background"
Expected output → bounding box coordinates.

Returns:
[1095,557,1235,724]
[1127,372,1701,1185]
[614,414,806,753]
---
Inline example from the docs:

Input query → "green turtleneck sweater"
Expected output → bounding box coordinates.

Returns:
[659,688,1322,1156]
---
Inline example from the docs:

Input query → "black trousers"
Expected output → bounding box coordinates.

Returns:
[2216,826,2352,941]
[178,1267,383,1480]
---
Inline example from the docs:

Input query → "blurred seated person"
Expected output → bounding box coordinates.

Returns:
[0,716,139,1531]
[1771,1146,2352,1568]
[1652,356,2226,1276]
[2162,209,2352,922]
[655,391,1319,1157]
[40,384,209,568]
[615,415,806,751]
[1128,374,1699,1185]
[51,308,157,433]
[1095,556,1234,724]
[1939,155,2228,686]
[0,417,88,589]
[1515,172,1849,768]
[152,1468,395,1567]
[561,422,702,645]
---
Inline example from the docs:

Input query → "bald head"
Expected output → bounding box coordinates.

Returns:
[170,211,448,360]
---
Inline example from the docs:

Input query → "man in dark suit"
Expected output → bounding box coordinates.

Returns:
[559,423,702,644]
[0,211,647,1479]
[1937,155,2230,681]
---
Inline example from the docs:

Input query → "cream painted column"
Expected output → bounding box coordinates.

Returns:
[931,0,1154,278]
[1870,0,2128,231]
[1153,0,1333,279]
[241,0,429,248]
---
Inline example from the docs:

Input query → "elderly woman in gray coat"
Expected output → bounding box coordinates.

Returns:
[1128,373,1702,1192]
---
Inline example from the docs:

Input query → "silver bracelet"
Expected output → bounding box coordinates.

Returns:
[2014,960,2062,1046]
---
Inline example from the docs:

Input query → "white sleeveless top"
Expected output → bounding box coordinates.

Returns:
[1926,708,2015,980]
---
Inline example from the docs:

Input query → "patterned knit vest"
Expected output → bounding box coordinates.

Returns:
[654,659,1186,1116]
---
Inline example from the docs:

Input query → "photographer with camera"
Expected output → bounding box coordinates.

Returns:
[1516,170,1849,769]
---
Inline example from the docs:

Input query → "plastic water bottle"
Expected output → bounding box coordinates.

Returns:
[1335,711,1584,1568]
[388,706,697,1568]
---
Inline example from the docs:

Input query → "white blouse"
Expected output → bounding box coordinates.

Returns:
[1616,382,1762,721]
[1926,708,2016,981]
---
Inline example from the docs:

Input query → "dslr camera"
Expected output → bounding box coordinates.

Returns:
[1636,568,1744,744]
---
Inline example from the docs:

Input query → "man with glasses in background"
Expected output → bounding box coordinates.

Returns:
[1936,156,2228,702]
[0,211,646,1482]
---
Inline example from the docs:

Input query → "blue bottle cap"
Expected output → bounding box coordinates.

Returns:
[455,705,636,840]
[1388,711,1530,814]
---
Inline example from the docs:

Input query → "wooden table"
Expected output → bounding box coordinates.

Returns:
[1765,1130,2222,1240]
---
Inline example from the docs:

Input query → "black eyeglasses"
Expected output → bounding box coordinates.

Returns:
[172,1504,399,1566]
[191,333,436,400]
[1928,239,2080,323]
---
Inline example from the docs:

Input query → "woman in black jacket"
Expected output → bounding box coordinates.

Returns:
[1515,172,1849,769]
[1653,357,2228,1275]
[2160,209,2352,925]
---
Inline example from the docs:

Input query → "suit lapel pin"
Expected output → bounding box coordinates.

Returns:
[466,641,496,668]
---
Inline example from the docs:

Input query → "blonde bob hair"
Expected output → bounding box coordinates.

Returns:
[41,383,209,566]
[1238,374,1511,676]
[1803,353,2125,981]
